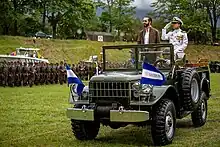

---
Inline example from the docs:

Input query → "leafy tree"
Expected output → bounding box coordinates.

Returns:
[152,0,220,42]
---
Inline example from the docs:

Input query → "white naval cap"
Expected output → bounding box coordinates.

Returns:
[172,17,183,25]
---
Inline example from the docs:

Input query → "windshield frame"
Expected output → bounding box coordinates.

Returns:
[102,44,174,72]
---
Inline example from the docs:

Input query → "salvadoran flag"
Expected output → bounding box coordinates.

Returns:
[141,62,166,86]
[66,65,85,96]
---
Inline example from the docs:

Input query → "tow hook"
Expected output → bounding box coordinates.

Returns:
[119,106,124,114]
[82,105,87,113]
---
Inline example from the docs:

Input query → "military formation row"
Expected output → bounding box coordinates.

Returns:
[0,61,98,87]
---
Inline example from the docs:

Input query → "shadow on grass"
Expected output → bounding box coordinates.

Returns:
[82,119,206,146]
[176,119,194,128]
[96,125,153,146]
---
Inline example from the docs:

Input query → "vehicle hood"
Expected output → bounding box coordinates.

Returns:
[90,71,169,82]
[90,72,141,82]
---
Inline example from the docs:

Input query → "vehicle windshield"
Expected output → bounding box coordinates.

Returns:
[104,44,173,71]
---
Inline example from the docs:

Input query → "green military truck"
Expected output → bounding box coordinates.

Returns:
[66,44,211,146]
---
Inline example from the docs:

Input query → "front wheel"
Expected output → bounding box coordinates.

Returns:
[191,92,208,127]
[151,99,176,146]
[71,120,100,140]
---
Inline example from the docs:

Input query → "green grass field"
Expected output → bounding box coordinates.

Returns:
[0,36,220,63]
[0,74,220,147]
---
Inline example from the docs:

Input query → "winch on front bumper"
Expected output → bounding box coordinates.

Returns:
[66,106,149,123]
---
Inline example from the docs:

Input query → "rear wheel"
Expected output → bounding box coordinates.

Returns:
[71,120,100,140]
[191,92,207,127]
[151,99,176,146]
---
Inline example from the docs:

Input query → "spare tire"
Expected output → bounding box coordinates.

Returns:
[181,68,201,111]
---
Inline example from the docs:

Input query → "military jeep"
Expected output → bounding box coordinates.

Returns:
[66,44,211,146]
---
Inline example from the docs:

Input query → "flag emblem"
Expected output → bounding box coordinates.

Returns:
[141,63,166,86]
[66,65,85,96]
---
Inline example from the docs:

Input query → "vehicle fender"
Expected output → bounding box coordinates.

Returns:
[149,85,178,105]
[200,77,210,99]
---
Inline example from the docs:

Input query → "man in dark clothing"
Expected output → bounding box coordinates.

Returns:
[137,17,160,44]
[137,17,160,64]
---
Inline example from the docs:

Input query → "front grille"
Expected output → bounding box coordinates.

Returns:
[89,81,130,98]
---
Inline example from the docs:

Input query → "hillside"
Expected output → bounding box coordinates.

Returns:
[0,36,220,63]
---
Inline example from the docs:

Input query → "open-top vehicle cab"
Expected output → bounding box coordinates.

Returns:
[66,44,210,146]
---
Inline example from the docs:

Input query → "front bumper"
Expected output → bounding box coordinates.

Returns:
[66,108,149,122]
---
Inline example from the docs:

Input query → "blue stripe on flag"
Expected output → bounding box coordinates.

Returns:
[66,65,85,96]
[140,63,166,86]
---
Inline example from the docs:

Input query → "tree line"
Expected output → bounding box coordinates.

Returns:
[0,0,142,41]
[0,0,220,43]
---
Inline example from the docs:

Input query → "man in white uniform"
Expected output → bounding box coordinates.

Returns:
[161,17,188,60]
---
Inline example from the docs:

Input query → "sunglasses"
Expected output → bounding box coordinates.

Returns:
[172,22,179,24]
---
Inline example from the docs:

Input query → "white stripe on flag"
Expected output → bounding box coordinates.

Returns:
[142,69,163,80]
[67,70,77,78]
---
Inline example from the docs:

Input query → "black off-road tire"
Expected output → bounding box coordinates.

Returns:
[181,68,201,111]
[71,120,100,140]
[191,92,208,127]
[151,99,176,146]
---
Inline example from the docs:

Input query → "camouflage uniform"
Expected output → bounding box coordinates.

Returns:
[55,63,59,84]
[58,61,65,85]
[50,63,56,84]
[22,62,29,86]
[63,62,67,83]
[28,62,35,87]
[15,61,22,86]
[8,61,15,87]
[40,62,45,85]
[0,62,3,86]
[34,63,40,85]
[2,61,9,87]
[45,63,50,85]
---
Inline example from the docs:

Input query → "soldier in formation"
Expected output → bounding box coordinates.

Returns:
[0,60,100,87]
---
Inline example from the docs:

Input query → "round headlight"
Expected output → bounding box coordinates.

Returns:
[132,82,141,91]
[133,90,139,98]
[81,91,88,100]
[142,84,153,94]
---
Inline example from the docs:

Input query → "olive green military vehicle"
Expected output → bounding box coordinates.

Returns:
[66,44,211,146]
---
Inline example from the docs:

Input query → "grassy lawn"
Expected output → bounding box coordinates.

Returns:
[0,36,220,64]
[0,74,220,147]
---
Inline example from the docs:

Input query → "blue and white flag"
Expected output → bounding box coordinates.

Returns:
[66,65,85,96]
[141,63,166,86]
